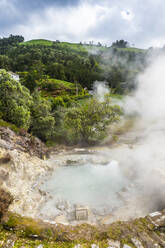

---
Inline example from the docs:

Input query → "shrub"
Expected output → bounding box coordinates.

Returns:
[0,119,20,133]
[30,91,55,141]
[0,70,32,129]
[61,98,122,145]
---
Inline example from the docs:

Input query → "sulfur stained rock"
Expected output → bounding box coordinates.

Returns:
[0,168,9,181]
[0,126,49,159]
[131,238,144,248]
[0,188,13,219]
[54,215,69,225]
[0,153,11,164]
[100,214,114,225]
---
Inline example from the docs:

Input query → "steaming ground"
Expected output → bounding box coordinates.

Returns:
[39,54,165,224]
[40,160,128,219]
[42,162,127,208]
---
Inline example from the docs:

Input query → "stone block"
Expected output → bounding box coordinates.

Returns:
[75,207,89,221]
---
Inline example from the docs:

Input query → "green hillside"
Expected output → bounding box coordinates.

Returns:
[0,35,148,94]
[40,78,82,97]
[19,39,109,53]
[20,39,146,52]
[19,39,53,46]
[0,35,149,145]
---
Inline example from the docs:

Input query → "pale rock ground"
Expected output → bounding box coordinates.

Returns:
[0,130,165,247]
[0,147,52,218]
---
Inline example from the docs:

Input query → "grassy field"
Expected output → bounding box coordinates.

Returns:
[117,47,146,53]
[20,39,134,53]
[41,78,81,91]
[20,39,91,53]
[109,93,124,100]
[20,39,146,53]
[19,39,53,46]
[40,78,83,98]
[45,78,76,89]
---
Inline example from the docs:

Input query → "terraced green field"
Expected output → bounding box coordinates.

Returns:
[20,39,146,54]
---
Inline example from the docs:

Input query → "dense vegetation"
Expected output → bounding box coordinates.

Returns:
[0,35,148,145]
[0,69,121,145]
[0,35,147,93]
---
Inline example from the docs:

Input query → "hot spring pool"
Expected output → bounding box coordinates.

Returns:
[41,160,128,215]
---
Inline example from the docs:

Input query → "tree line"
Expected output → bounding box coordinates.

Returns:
[0,35,147,94]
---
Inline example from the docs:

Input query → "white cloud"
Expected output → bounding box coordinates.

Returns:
[13,3,112,42]
[121,9,134,21]
[5,0,165,48]
[12,2,136,46]
[0,0,17,15]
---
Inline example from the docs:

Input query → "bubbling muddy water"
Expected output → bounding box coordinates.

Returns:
[42,161,128,210]
[39,153,131,224]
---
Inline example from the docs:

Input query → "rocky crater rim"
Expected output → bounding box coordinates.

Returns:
[1,139,165,227]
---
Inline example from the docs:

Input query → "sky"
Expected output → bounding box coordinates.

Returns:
[0,0,165,48]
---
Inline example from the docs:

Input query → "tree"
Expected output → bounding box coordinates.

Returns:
[63,98,122,145]
[0,70,32,129]
[0,35,24,55]
[112,40,129,48]
[0,55,11,70]
[19,62,45,93]
[46,62,66,80]
[30,91,55,141]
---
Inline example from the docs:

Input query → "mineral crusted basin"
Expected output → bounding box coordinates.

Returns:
[39,154,129,224]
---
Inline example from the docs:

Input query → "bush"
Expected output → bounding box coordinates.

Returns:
[30,91,55,141]
[0,70,32,129]
[51,96,66,110]
[60,98,122,145]
[0,119,20,133]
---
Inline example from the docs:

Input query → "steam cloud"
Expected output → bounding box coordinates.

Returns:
[39,53,165,223]
[93,81,110,102]
[115,53,165,216]
[92,53,165,218]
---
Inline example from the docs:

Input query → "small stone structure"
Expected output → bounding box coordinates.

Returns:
[75,207,89,221]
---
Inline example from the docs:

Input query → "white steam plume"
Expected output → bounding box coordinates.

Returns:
[93,81,110,102]
[114,53,165,216]
[37,53,165,224]
[125,54,165,123]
